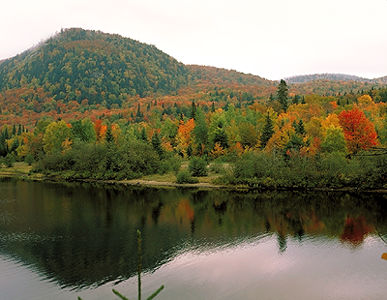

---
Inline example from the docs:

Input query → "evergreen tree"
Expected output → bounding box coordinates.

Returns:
[135,104,143,122]
[140,127,148,142]
[211,102,215,113]
[296,119,305,135]
[277,79,289,112]
[191,101,197,119]
[151,132,163,157]
[17,124,22,135]
[260,113,274,149]
[11,138,19,152]
[105,125,114,144]
[301,96,306,104]
[0,135,7,156]
[292,120,298,132]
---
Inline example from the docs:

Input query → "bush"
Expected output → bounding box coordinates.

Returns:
[24,154,34,166]
[176,170,199,184]
[188,157,208,177]
[209,161,225,174]
[158,155,182,175]
[4,153,16,168]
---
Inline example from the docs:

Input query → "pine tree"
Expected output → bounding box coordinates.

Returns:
[140,127,148,142]
[298,120,305,135]
[260,113,274,149]
[211,102,215,113]
[105,125,114,144]
[136,104,143,122]
[292,95,299,104]
[277,79,289,112]
[191,101,197,119]
[151,132,163,157]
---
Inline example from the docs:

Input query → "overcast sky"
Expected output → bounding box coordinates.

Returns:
[1,0,386,80]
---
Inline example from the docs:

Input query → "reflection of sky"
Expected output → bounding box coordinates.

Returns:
[85,235,386,300]
[1,234,386,300]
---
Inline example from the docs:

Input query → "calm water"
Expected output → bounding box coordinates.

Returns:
[0,178,386,300]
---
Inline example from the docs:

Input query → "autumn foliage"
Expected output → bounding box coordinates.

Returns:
[338,107,378,153]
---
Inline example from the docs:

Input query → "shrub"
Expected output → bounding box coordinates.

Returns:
[24,154,34,166]
[4,153,16,168]
[188,157,208,177]
[209,161,225,174]
[159,155,182,175]
[176,170,199,184]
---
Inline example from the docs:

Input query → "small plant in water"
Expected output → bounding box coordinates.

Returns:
[78,230,164,300]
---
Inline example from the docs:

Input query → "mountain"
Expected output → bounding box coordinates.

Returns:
[0,28,386,127]
[0,28,188,106]
[286,73,373,84]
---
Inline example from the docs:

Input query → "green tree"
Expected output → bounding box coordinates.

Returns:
[105,125,114,144]
[296,120,305,135]
[151,132,163,157]
[71,119,96,143]
[260,113,274,149]
[191,101,197,119]
[188,157,208,176]
[277,79,289,112]
[321,126,347,153]
[193,108,208,153]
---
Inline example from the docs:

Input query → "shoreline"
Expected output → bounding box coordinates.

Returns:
[1,170,386,194]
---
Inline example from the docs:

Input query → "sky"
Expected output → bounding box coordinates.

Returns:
[1,0,386,80]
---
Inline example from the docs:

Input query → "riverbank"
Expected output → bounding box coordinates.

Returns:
[1,162,386,193]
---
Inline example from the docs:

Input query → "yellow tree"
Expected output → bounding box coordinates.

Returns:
[175,118,195,157]
[43,121,72,154]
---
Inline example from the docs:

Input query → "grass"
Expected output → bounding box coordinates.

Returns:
[0,162,32,175]
[141,172,177,183]
[0,160,226,187]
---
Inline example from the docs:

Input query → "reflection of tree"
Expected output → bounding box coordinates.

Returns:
[277,234,287,253]
[0,180,386,290]
[340,216,374,247]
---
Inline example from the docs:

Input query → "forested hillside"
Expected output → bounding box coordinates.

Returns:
[0,28,188,106]
[0,27,386,131]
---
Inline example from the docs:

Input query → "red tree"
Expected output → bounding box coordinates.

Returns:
[338,107,378,154]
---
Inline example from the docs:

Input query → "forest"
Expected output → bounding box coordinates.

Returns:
[0,28,386,190]
[0,79,386,190]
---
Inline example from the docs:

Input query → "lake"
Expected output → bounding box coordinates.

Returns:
[0,178,386,300]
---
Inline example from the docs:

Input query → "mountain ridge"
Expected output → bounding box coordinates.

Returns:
[286,73,387,84]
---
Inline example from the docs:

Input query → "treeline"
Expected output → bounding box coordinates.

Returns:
[0,81,386,189]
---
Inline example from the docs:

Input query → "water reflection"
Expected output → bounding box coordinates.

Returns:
[0,178,386,292]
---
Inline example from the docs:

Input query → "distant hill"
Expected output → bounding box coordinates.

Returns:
[187,65,273,87]
[375,76,387,84]
[286,73,373,84]
[0,28,188,106]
